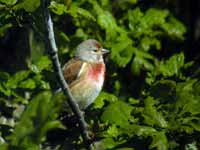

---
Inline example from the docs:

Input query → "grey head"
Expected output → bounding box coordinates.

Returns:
[75,39,109,62]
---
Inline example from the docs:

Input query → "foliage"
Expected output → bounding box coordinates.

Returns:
[0,0,199,150]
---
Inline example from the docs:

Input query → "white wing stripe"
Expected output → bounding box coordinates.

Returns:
[77,62,86,78]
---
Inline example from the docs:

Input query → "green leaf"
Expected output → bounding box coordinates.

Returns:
[111,34,134,67]
[0,71,10,80]
[158,52,185,77]
[7,91,63,148]
[30,56,52,74]
[49,1,67,15]
[101,101,133,128]
[175,79,200,115]
[140,37,161,51]
[142,96,168,128]
[0,23,12,37]
[18,79,36,89]
[97,11,118,40]
[0,0,17,5]
[93,137,125,150]
[0,83,11,96]
[13,0,40,12]
[6,70,30,89]
[149,132,168,150]
[127,124,157,137]
[69,3,96,21]
[93,91,118,109]
[162,17,186,40]
[185,142,198,150]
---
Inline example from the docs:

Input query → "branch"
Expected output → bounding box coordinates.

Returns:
[42,0,92,149]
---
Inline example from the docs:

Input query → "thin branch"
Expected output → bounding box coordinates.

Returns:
[42,0,92,149]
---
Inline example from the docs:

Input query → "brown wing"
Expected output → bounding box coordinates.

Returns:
[63,58,84,84]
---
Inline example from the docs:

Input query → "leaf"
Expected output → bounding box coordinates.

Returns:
[0,23,12,37]
[162,17,186,40]
[6,70,30,89]
[142,97,168,128]
[127,124,157,137]
[68,3,96,21]
[30,56,52,74]
[104,124,120,138]
[131,51,154,75]
[158,53,185,77]
[185,142,198,150]
[49,1,67,15]
[7,91,63,148]
[93,137,125,150]
[18,79,36,89]
[97,11,118,40]
[140,37,161,51]
[0,83,11,96]
[111,34,134,67]
[101,101,133,128]
[149,132,168,150]
[0,0,17,5]
[93,91,118,109]
[175,79,200,115]
[13,0,40,12]
[0,72,10,80]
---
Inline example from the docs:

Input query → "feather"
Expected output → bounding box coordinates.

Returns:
[63,58,85,84]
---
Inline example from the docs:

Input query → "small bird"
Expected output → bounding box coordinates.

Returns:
[63,39,109,110]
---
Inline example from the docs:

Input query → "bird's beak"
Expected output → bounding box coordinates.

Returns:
[101,48,110,55]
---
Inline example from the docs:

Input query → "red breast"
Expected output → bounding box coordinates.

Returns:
[88,63,105,82]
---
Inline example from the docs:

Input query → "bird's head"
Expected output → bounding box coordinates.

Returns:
[75,39,109,63]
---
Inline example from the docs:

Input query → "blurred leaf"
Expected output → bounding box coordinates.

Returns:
[49,1,67,15]
[7,91,63,149]
[185,142,198,150]
[18,79,36,89]
[30,56,52,74]
[69,3,95,21]
[0,23,12,37]
[93,137,125,150]
[0,0,16,5]
[0,72,10,80]
[13,0,40,12]
[162,17,186,40]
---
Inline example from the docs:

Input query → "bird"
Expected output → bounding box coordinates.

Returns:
[63,39,109,110]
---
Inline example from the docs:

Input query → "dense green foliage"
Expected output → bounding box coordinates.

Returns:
[0,0,200,149]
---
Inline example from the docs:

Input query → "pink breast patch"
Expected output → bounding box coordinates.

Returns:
[89,63,105,82]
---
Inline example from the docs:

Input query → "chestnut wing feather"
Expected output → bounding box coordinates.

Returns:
[63,59,84,84]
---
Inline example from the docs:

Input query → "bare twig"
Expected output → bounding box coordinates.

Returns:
[42,0,92,149]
